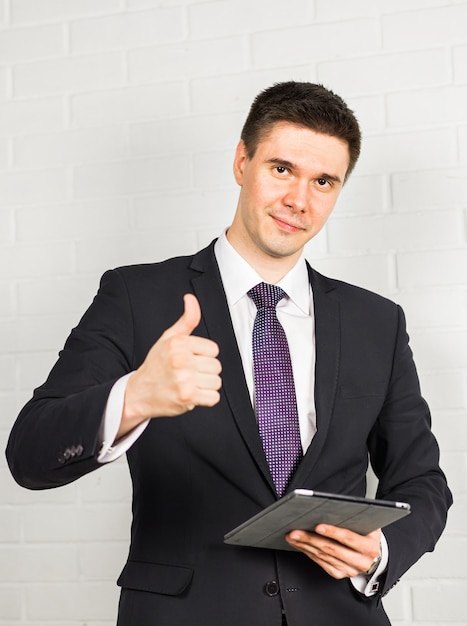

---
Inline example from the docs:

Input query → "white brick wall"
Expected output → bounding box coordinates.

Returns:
[0,1,465,624]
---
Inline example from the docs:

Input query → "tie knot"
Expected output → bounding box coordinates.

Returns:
[248,282,286,310]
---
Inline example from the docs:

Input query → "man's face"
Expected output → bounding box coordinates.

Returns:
[228,122,350,273]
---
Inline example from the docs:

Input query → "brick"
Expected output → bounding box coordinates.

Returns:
[130,112,244,156]
[381,580,411,621]
[0,319,18,354]
[334,174,386,215]
[75,229,197,273]
[316,0,444,19]
[358,129,455,175]
[396,289,466,329]
[0,545,79,583]
[0,507,21,542]
[0,66,8,100]
[431,410,467,453]
[17,276,97,318]
[0,587,22,620]
[13,127,129,169]
[440,452,467,494]
[410,329,467,371]
[0,167,71,207]
[328,209,460,254]
[134,188,238,232]
[13,52,124,97]
[194,150,237,189]
[0,136,9,170]
[71,81,187,126]
[0,240,73,280]
[388,85,467,129]
[319,49,447,95]
[128,36,248,85]
[22,502,130,543]
[392,168,467,210]
[26,581,119,620]
[127,0,173,5]
[253,19,380,68]
[14,314,78,353]
[0,392,27,432]
[16,198,129,242]
[71,7,184,53]
[0,282,15,317]
[0,97,65,135]
[453,45,467,82]
[412,582,467,621]
[189,0,312,38]
[347,95,384,133]
[0,208,13,244]
[74,155,191,198]
[11,0,122,23]
[445,494,467,537]
[0,356,16,391]
[0,23,65,62]
[459,125,467,163]
[190,68,317,115]
[78,542,128,580]
[311,253,392,295]
[397,249,467,288]
[383,5,467,49]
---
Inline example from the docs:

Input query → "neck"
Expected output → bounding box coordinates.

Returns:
[225,229,301,284]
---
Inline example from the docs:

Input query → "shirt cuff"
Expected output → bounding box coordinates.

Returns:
[97,372,149,463]
[350,532,388,597]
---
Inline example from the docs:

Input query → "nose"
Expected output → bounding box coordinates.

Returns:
[283,179,309,212]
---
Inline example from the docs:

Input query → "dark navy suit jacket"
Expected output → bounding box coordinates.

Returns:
[6,241,452,626]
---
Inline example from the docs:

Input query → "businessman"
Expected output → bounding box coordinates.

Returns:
[6,82,452,625]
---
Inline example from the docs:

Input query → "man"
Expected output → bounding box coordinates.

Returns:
[6,82,452,625]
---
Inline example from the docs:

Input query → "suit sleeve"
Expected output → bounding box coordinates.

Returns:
[367,305,452,596]
[5,269,135,490]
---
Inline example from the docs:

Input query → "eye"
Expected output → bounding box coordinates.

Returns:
[317,178,330,187]
[274,166,289,175]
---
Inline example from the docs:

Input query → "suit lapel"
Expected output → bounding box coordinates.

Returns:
[289,265,341,489]
[189,243,275,495]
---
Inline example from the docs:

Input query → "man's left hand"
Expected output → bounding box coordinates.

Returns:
[285,525,382,580]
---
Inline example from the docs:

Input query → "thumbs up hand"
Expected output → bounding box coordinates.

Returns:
[118,294,222,438]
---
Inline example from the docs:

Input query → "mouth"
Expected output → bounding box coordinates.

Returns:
[272,215,304,233]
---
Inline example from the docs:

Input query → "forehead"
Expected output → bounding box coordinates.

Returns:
[254,122,350,175]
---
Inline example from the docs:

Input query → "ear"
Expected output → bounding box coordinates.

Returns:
[233,140,248,186]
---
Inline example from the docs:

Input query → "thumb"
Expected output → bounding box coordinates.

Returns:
[165,294,201,338]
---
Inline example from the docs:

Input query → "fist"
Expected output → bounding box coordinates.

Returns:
[119,294,222,437]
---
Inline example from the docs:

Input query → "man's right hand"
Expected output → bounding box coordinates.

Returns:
[117,293,222,439]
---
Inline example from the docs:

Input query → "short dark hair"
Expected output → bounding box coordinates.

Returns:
[240,81,361,182]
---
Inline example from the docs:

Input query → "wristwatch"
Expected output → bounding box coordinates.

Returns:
[364,548,382,576]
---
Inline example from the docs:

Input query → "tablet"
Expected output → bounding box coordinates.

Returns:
[224,489,411,551]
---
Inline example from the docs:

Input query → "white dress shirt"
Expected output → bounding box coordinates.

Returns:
[97,231,387,595]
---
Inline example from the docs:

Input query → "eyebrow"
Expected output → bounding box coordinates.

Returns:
[265,158,343,184]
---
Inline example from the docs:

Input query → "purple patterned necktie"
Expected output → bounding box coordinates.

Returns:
[248,282,303,497]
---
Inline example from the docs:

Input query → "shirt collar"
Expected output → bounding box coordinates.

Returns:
[214,230,311,314]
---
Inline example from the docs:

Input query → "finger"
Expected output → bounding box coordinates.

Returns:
[164,294,201,338]
[191,388,221,408]
[188,336,220,359]
[315,525,381,552]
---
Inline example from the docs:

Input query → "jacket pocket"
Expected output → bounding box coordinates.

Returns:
[117,560,194,596]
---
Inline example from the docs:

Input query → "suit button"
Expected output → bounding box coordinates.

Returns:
[264,581,280,597]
